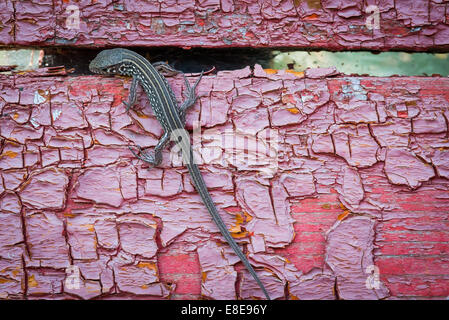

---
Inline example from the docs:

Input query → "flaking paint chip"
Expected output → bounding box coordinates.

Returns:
[33,90,47,104]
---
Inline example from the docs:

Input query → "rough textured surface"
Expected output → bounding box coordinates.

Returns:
[1,0,449,50]
[0,67,448,300]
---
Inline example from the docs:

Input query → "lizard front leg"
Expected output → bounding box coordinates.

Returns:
[154,62,203,126]
[129,131,170,167]
[123,76,138,111]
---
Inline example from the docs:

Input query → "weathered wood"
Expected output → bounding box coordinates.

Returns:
[0,67,448,299]
[1,0,449,51]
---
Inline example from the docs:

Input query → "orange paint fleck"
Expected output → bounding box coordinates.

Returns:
[286,107,300,114]
[18,178,32,192]
[231,231,249,239]
[1,151,18,159]
[243,211,253,223]
[263,267,274,274]
[263,69,278,75]
[229,213,247,235]
[81,224,95,232]
[137,262,157,271]
[321,203,331,209]
[0,277,13,284]
[28,275,38,288]
[304,13,320,20]
[285,70,305,78]
[64,209,75,218]
[135,110,150,118]
[337,210,350,221]
[290,294,300,300]
[141,284,148,289]
[229,224,241,233]
[235,213,244,225]
[202,271,207,283]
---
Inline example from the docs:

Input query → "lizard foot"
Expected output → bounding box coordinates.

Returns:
[128,145,162,167]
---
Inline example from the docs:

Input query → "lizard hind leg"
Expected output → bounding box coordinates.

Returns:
[123,76,139,112]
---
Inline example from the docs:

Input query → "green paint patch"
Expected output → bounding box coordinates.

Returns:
[0,49,42,73]
[271,51,449,77]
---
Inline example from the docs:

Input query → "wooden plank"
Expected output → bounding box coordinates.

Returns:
[1,0,448,50]
[0,68,448,299]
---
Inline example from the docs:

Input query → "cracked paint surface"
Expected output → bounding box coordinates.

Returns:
[1,0,449,50]
[0,66,449,300]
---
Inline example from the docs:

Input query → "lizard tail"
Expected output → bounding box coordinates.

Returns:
[186,163,271,300]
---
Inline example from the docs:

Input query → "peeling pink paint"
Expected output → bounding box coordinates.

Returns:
[0,68,448,300]
[1,0,448,50]
[20,168,69,210]
[289,269,336,300]
[384,148,435,189]
[25,212,71,269]
[198,241,238,300]
[326,216,389,299]
[336,166,364,207]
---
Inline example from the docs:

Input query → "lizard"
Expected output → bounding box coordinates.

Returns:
[89,48,271,300]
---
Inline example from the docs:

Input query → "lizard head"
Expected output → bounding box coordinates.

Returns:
[89,48,126,75]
